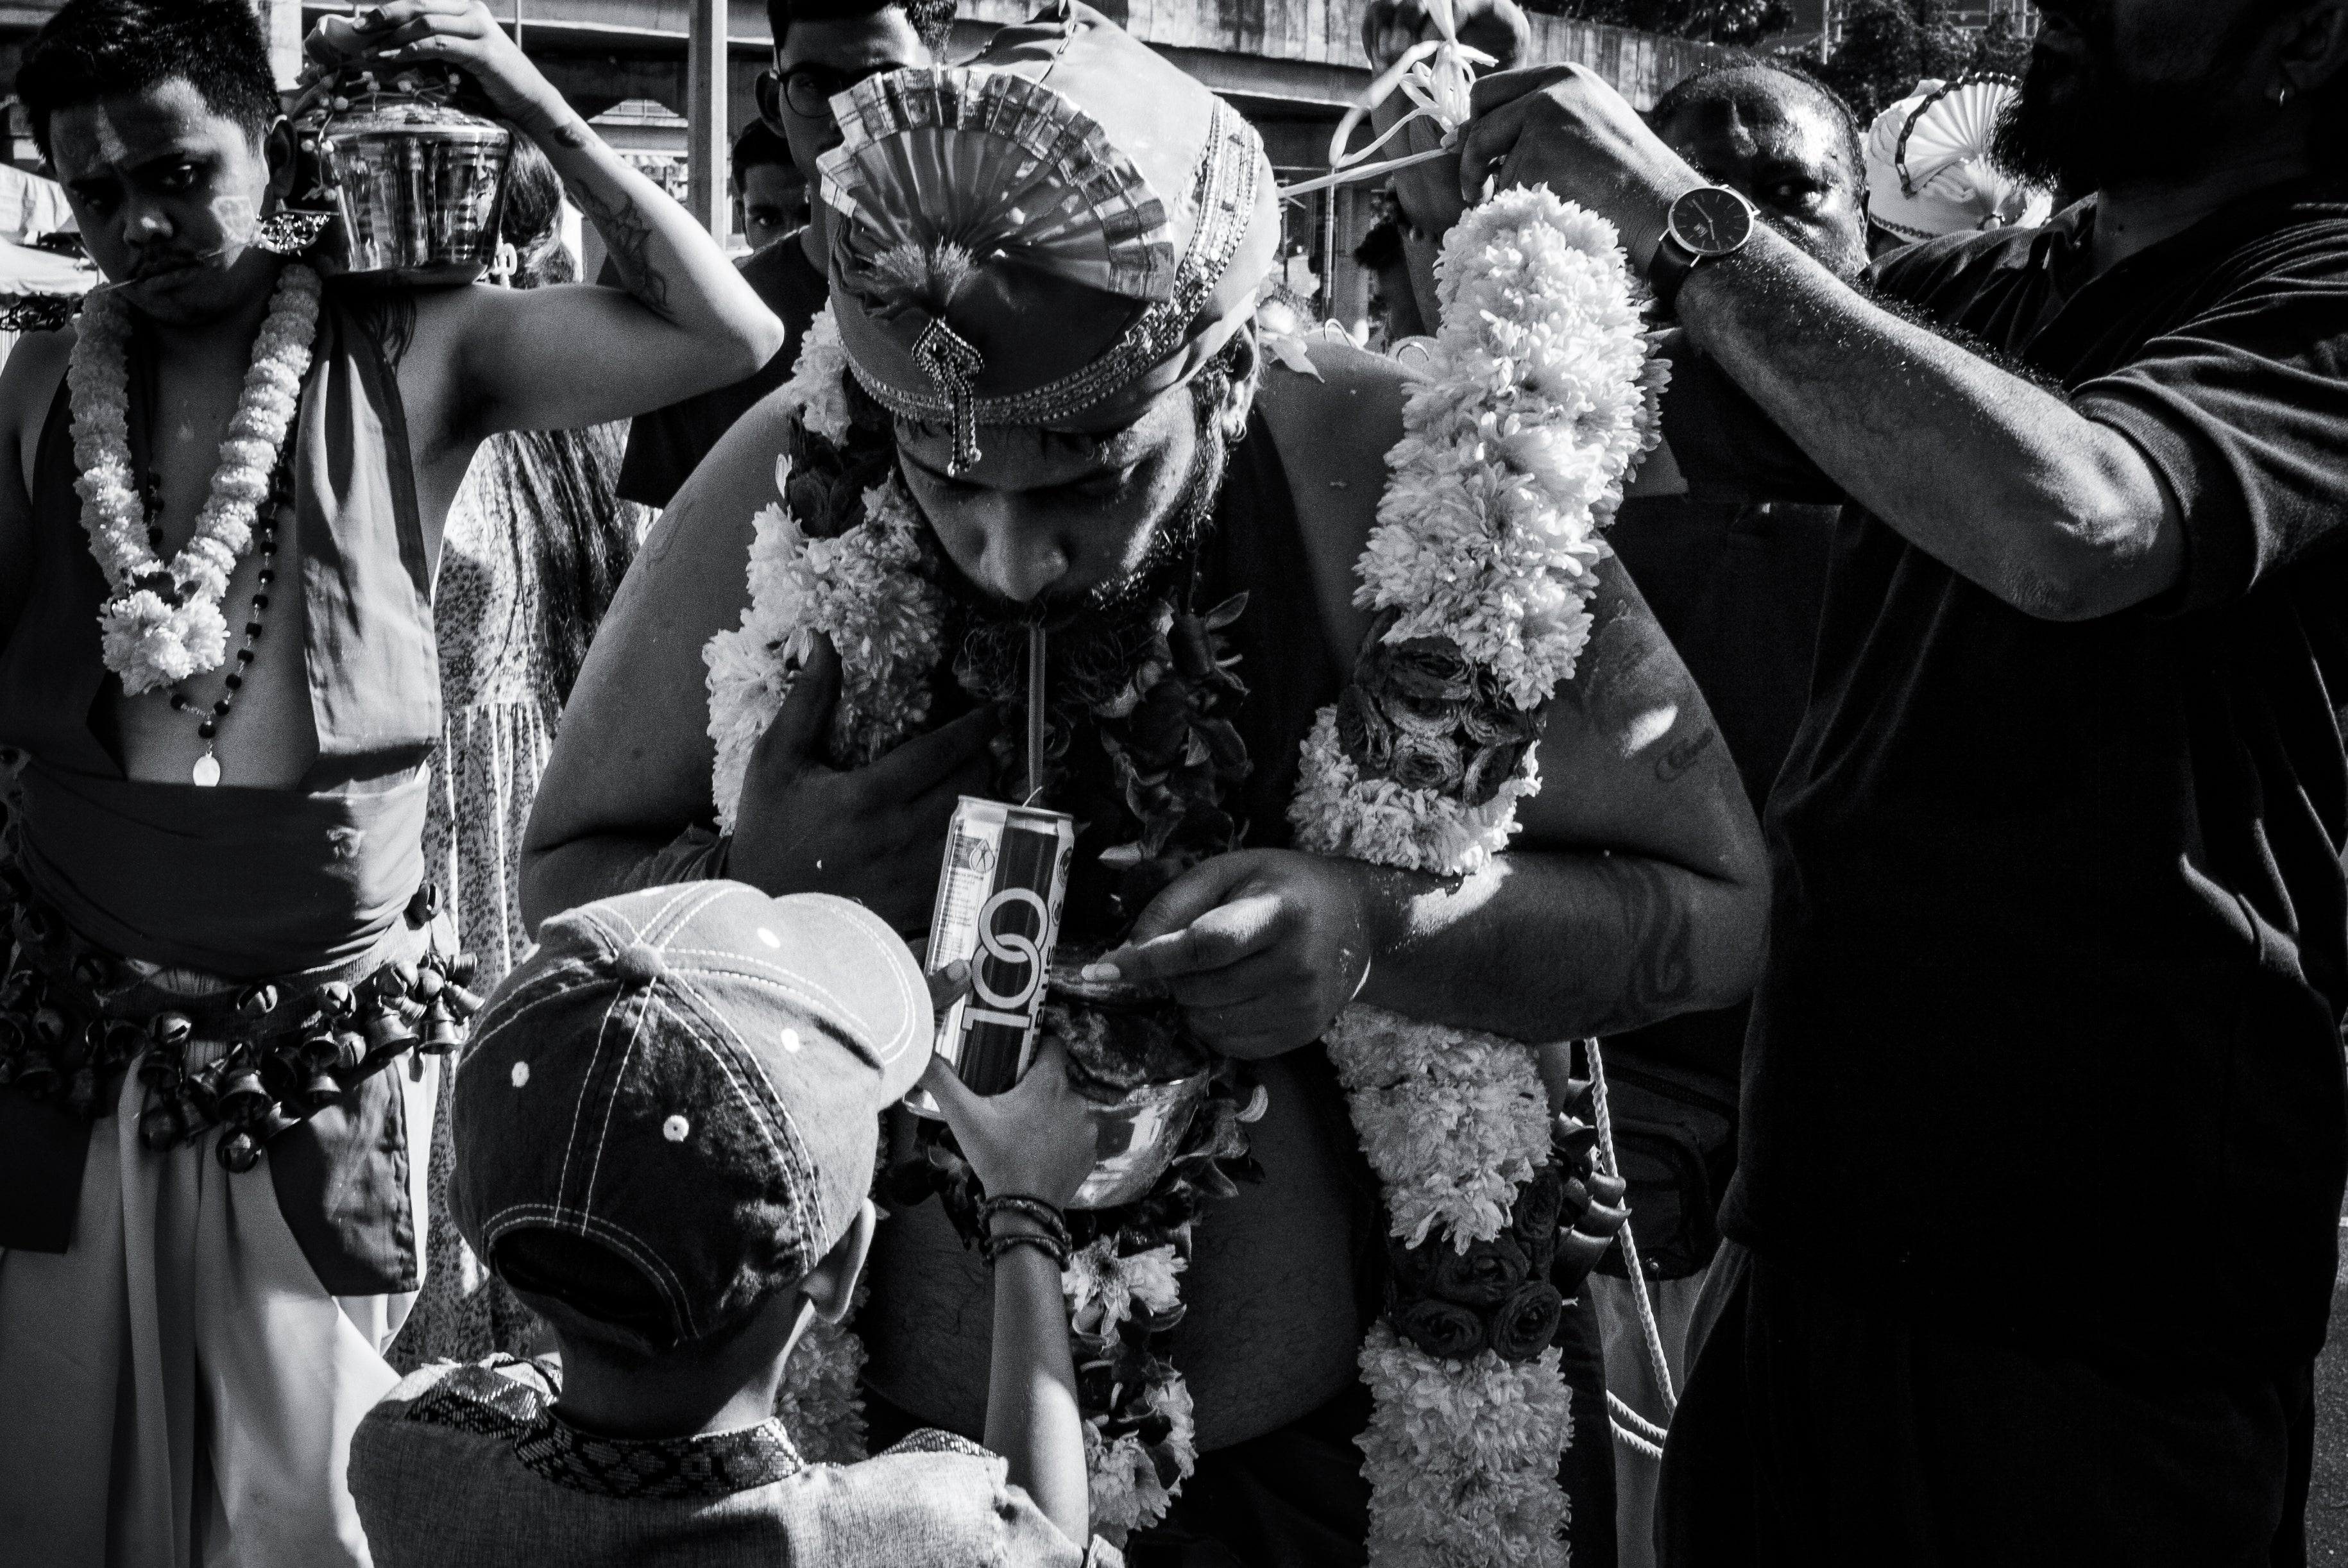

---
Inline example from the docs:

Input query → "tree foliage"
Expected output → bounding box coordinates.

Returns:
[1543,0,1795,47]
[1776,0,2027,124]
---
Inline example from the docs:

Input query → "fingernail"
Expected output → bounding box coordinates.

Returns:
[1080,962,1119,982]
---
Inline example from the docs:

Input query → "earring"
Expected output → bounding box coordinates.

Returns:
[2272,82,2293,110]
[255,210,333,255]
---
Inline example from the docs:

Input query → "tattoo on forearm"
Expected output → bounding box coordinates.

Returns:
[566,178,669,312]
[1585,854,1696,1035]
[1655,726,1717,783]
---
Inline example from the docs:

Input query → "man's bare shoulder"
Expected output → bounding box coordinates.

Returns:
[1254,339,1410,482]
[1,325,73,443]
[1252,341,1411,661]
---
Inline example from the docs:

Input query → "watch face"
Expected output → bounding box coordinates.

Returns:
[1669,187,1755,259]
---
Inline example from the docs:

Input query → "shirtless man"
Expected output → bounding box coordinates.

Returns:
[0,0,777,1562]
[523,5,1767,1558]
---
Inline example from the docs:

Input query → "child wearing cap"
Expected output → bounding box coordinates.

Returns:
[347,882,1116,1565]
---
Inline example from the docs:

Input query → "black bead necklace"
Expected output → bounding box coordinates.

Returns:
[153,453,293,788]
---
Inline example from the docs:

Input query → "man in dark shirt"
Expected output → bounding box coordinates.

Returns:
[616,0,952,508]
[733,119,808,253]
[1461,2,2348,1562]
[1592,57,1867,1568]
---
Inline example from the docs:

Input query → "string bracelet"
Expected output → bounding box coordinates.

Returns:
[982,1229,1071,1269]
[977,1193,1072,1252]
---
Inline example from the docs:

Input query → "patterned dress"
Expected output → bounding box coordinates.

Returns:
[392,425,648,1370]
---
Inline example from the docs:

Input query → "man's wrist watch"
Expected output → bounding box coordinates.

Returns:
[1647,184,1758,316]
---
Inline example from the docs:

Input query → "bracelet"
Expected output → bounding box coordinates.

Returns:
[982,1229,1072,1269]
[976,1193,1072,1252]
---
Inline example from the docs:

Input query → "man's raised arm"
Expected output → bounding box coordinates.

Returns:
[1459,65,2186,623]
[307,0,784,437]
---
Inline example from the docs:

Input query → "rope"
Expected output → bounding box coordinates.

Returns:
[1609,1413,1665,1463]
[1276,0,1492,201]
[1608,1390,1669,1445]
[1587,1035,1678,1417]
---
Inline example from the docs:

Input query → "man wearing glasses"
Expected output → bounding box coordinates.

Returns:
[617,0,956,509]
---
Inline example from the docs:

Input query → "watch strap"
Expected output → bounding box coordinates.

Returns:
[1647,232,1701,316]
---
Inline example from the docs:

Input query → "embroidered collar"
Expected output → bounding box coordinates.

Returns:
[515,1410,804,1500]
[402,1356,808,1500]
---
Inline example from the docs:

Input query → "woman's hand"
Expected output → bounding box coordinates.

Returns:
[921,1036,1100,1209]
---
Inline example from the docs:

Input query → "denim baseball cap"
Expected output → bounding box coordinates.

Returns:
[450,882,929,1351]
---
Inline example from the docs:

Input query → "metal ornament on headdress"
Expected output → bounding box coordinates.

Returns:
[1279,0,1492,200]
[821,34,1276,438]
[914,317,987,475]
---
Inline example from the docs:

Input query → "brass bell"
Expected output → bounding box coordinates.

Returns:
[151,1012,194,1051]
[179,1065,221,1121]
[216,1132,261,1174]
[316,981,355,1019]
[361,1003,415,1053]
[139,1102,184,1151]
[259,1048,301,1107]
[411,967,445,1004]
[405,883,441,926]
[32,1007,67,1046]
[296,1071,343,1114]
[442,982,483,1018]
[215,1066,268,1127]
[101,1018,148,1067]
[380,961,418,1003]
[445,953,478,987]
[333,1031,367,1072]
[236,984,278,1018]
[298,1031,340,1068]
[70,952,113,991]
[17,905,58,946]
[420,998,461,1053]
[14,1057,57,1096]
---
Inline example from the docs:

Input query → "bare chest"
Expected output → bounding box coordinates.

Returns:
[860,1050,1370,1452]
[108,364,317,788]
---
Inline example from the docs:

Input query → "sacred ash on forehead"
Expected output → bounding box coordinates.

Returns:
[817,0,1281,473]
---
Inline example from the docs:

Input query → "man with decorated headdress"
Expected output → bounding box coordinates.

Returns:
[525,4,1769,1560]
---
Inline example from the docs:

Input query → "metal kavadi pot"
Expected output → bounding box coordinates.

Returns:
[307,72,513,285]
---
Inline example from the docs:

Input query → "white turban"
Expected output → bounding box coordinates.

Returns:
[1865,78,2054,244]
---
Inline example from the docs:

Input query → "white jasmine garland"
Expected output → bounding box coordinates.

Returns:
[69,262,323,695]
[1291,187,1663,1567]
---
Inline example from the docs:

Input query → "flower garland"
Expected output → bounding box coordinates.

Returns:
[1289,187,1665,1566]
[704,183,1660,1560]
[705,305,1255,1540]
[67,262,323,695]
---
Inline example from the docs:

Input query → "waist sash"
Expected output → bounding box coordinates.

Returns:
[15,758,427,978]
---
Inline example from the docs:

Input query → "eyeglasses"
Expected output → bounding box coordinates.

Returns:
[761,61,899,123]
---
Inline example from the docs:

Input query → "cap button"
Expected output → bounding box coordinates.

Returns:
[612,942,667,986]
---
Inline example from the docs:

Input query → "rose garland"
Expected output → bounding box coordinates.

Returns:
[1290,187,1665,1566]
[67,262,322,695]
[706,305,1253,1540]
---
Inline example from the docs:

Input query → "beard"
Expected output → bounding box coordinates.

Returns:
[1991,1,2272,194]
[926,407,1238,724]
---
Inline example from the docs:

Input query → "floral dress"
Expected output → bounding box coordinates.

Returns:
[391,427,646,1370]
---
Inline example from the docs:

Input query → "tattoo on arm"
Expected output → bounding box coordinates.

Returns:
[1585,853,1697,1035]
[1655,725,1717,783]
[565,177,670,312]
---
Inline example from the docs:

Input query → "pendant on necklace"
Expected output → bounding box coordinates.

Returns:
[192,751,221,788]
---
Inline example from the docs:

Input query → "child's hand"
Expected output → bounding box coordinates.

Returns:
[921,1037,1099,1209]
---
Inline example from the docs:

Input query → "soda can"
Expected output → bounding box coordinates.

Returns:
[918,797,1075,1105]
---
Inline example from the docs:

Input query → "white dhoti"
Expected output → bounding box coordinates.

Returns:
[0,1057,438,1568]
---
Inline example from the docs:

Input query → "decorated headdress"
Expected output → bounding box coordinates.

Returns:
[1865,76,2053,245]
[817,0,1281,472]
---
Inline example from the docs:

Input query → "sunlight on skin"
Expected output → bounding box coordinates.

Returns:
[1621,702,1680,759]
